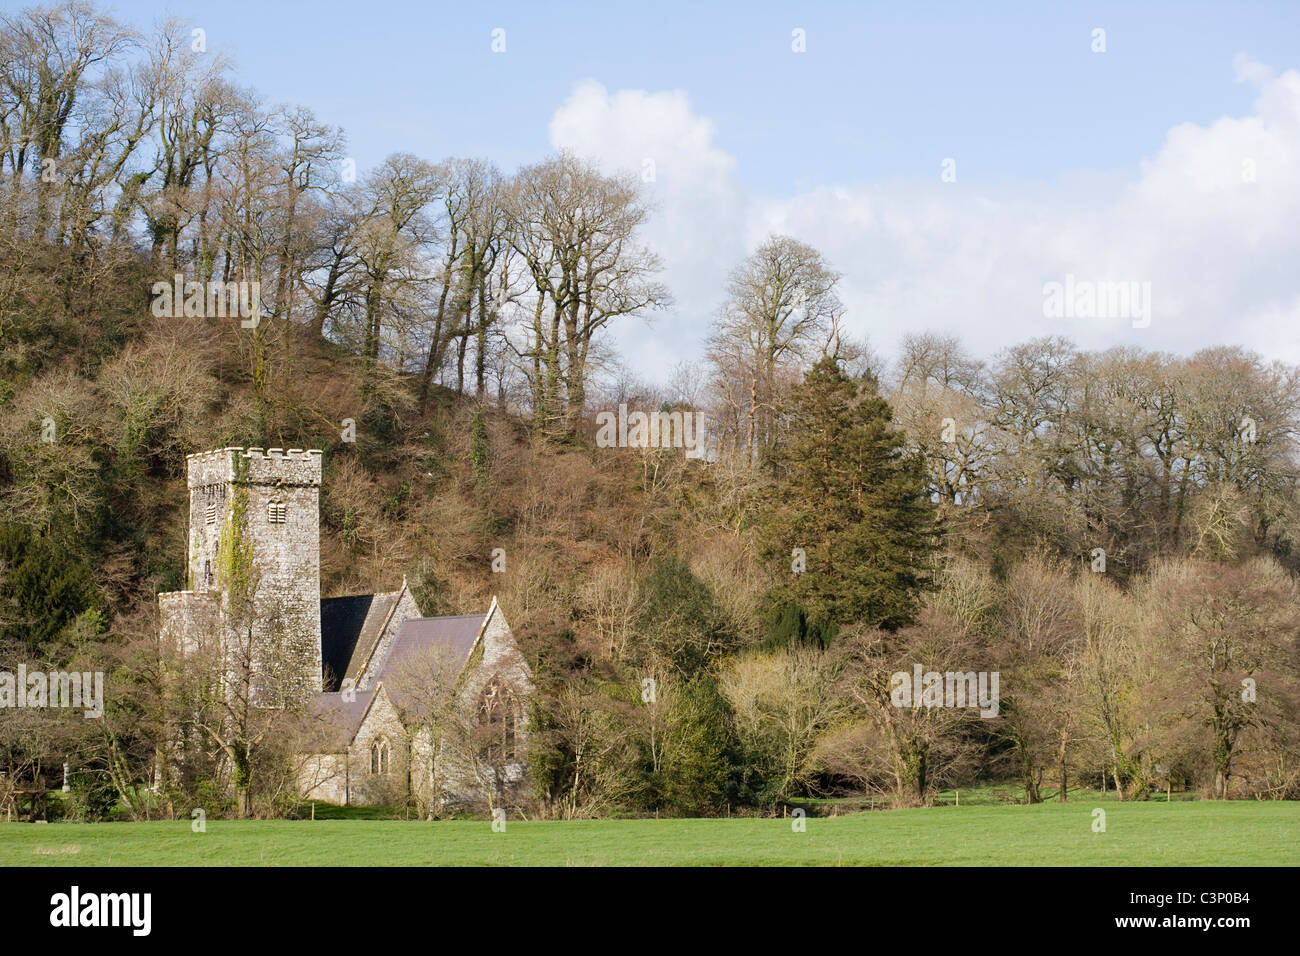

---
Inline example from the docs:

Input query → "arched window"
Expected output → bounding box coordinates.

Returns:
[370,738,389,775]
[479,678,519,763]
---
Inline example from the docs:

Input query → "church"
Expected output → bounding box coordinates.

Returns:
[158,446,532,809]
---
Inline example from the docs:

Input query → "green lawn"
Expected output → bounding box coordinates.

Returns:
[2,801,1296,866]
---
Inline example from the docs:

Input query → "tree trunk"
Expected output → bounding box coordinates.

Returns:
[1020,747,1041,804]
[233,744,252,819]
[475,278,490,399]
[1057,728,1069,801]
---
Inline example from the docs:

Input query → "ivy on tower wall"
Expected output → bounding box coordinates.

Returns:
[218,454,255,614]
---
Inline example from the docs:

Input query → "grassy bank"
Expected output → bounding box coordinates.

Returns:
[2,801,1295,866]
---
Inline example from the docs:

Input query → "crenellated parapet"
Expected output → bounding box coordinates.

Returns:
[186,447,323,489]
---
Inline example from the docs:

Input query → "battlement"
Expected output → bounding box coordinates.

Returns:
[187,447,323,488]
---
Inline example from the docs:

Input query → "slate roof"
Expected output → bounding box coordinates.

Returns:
[306,689,377,751]
[319,591,403,691]
[380,614,483,675]
[370,614,486,711]
[311,598,499,744]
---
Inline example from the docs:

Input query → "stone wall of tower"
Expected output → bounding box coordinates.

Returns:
[177,446,324,695]
[159,589,222,656]
[186,450,231,592]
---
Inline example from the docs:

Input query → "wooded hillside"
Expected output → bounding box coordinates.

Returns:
[2,1,1297,819]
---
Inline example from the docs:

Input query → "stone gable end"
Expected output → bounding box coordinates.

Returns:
[461,600,533,704]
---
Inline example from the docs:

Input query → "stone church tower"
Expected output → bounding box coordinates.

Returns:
[160,445,534,807]
[160,447,324,695]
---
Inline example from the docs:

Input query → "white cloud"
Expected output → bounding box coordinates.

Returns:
[548,80,747,377]
[547,60,1300,379]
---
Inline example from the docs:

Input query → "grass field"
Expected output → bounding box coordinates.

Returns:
[2,800,1296,866]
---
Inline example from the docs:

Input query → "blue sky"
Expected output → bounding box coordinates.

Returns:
[105,0,1300,374]
[101,1,1300,187]
[102,0,1297,187]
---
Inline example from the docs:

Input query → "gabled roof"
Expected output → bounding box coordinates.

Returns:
[382,614,484,674]
[314,597,517,724]
[320,590,404,691]
[306,688,378,751]
[374,613,487,710]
